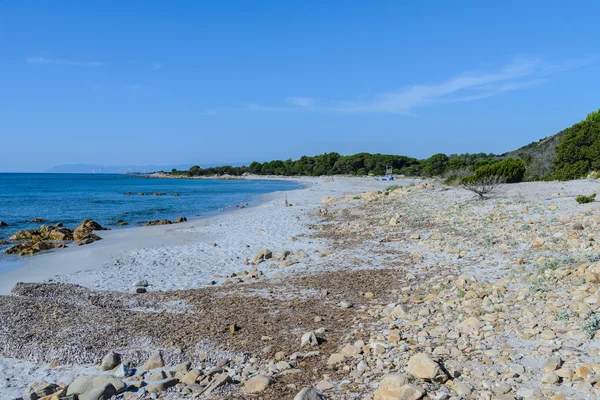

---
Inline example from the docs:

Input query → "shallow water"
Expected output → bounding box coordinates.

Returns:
[0,173,301,267]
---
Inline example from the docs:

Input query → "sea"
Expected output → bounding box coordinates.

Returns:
[0,173,301,271]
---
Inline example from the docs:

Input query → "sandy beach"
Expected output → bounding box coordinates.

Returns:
[3,176,600,399]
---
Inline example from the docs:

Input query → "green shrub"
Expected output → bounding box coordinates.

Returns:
[386,185,400,192]
[470,158,526,183]
[576,193,596,204]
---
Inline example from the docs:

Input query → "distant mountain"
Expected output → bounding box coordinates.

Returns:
[45,164,196,174]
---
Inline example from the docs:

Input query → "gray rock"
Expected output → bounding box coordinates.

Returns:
[294,387,326,400]
[143,351,165,370]
[100,351,120,371]
[23,381,59,400]
[145,378,179,393]
[78,383,117,400]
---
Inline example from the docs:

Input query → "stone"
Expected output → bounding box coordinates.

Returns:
[301,331,319,347]
[113,364,134,378]
[91,375,126,393]
[316,379,335,390]
[180,368,201,385]
[327,353,345,365]
[100,351,120,371]
[406,353,447,383]
[73,219,107,240]
[132,280,149,287]
[456,316,483,333]
[66,376,93,395]
[252,249,272,264]
[143,351,164,370]
[202,372,232,395]
[541,371,560,384]
[78,383,117,400]
[294,387,326,400]
[24,381,60,400]
[244,375,274,394]
[145,378,179,393]
[453,382,472,395]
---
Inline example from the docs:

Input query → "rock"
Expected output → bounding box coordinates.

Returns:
[100,351,120,371]
[0,221,7,227]
[132,280,149,287]
[47,228,74,241]
[91,375,126,393]
[244,375,274,393]
[131,287,146,294]
[143,351,164,370]
[252,249,272,264]
[316,379,335,390]
[294,387,326,400]
[29,218,46,223]
[374,375,423,400]
[24,381,60,400]
[66,376,93,395]
[406,353,447,383]
[327,353,345,365]
[456,316,483,333]
[145,378,178,393]
[180,369,202,385]
[74,233,102,246]
[145,219,173,226]
[73,219,107,240]
[541,371,560,384]
[175,216,188,223]
[202,372,232,395]
[113,364,134,378]
[339,300,353,308]
[453,382,472,395]
[78,383,117,400]
[301,331,319,347]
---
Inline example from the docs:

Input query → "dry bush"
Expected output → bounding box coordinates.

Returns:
[461,174,506,200]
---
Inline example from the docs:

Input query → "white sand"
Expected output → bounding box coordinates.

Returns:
[0,177,393,294]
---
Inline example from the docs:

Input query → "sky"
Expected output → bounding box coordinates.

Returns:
[1,1,599,172]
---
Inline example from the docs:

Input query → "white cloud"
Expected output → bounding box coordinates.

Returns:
[285,96,314,108]
[195,57,590,116]
[26,57,104,67]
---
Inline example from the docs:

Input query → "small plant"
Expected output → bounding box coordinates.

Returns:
[585,253,600,262]
[519,224,532,231]
[352,196,361,200]
[529,284,548,294]
[582,312,600,339]
[557,310,577,320]
[386,185,400,192]
[576,193,596,204]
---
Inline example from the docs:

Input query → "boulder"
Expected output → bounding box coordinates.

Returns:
[78,383,117,400]
[0,221,7,227]
[244,375,274,394]
[74,233,102,246]
[48,228,74,241]
[73,219,107,240]
[67,376,93,395]
[143,351,165,370]
[406,353,447,383]
[23,381,60,400]
[294,387,326,400]
[251,249,272,264]
[100,351,120,371]
[374,375,422,400]
[301,331,319,347]
[175,216,187,223]
[202,372,232,395]
[145,219,173,226]
[91,375,126,393]
[146,378,179,393]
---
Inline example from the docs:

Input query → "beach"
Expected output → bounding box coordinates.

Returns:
[3,176,600,399]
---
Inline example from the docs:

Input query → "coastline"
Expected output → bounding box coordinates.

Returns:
[0,176,385,295]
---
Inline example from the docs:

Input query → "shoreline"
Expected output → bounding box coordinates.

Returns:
[0,176,387,295]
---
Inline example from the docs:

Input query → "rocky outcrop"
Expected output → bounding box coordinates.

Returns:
[73,219,108,240]
[4,241,65,256]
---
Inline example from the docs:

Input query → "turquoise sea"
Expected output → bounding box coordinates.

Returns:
[0,173,301,270]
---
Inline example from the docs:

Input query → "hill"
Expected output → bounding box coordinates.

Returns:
[502,130,567,180]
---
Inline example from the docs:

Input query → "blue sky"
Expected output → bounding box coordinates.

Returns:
[1,1,599,172]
